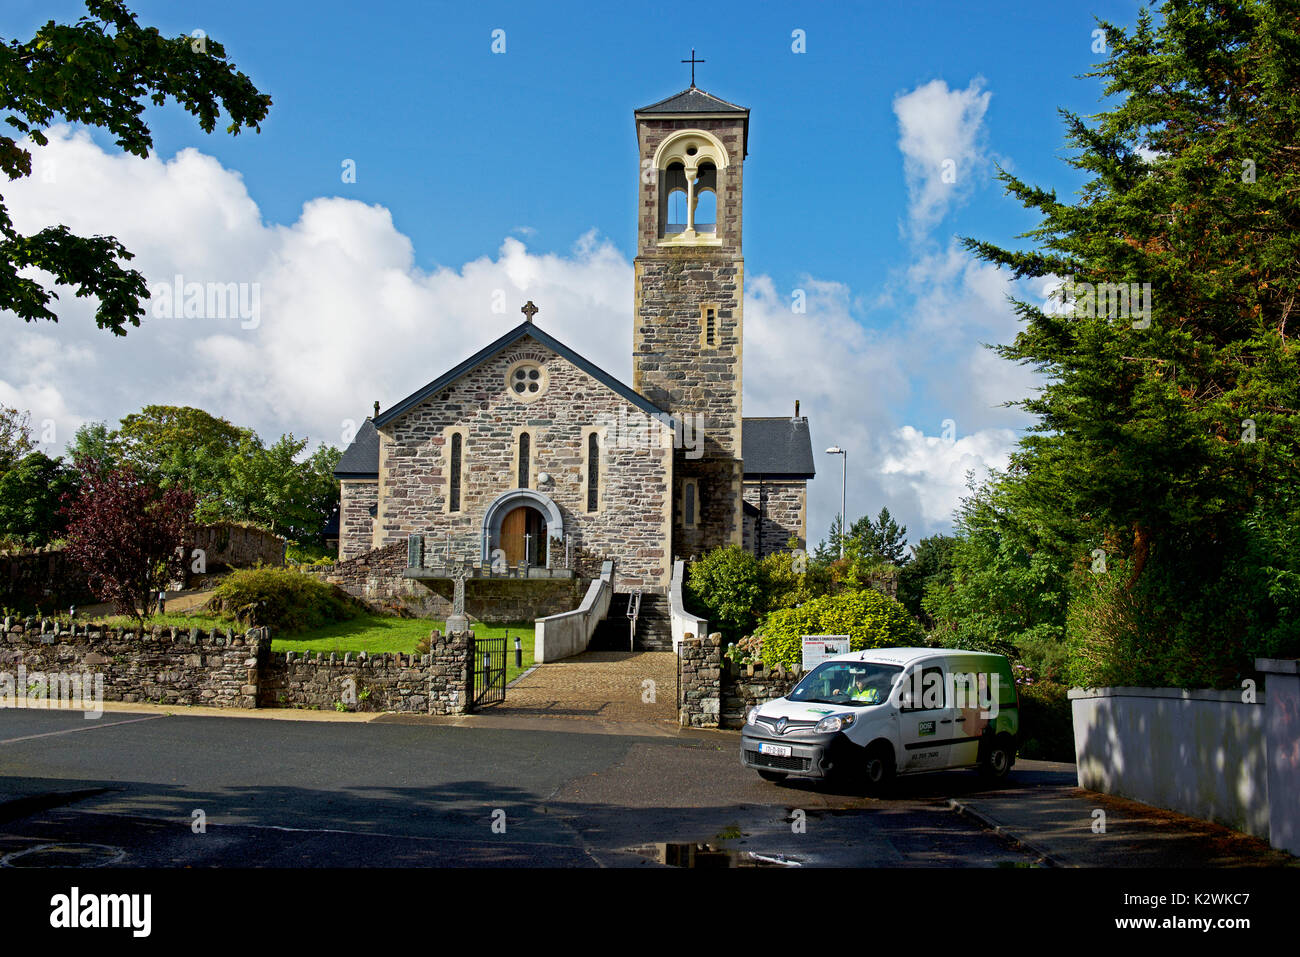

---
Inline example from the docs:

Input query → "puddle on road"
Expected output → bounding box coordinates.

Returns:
[626,842,802,868]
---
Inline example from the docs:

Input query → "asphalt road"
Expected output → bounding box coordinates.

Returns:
[0,707,1043,867]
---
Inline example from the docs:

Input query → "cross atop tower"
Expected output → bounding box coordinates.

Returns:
[521,300,539,322]
[681,48,704,87]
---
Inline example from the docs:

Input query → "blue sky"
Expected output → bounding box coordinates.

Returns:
[3,0,1150,546]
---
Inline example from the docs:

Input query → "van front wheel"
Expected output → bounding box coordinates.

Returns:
[862,742,896,794]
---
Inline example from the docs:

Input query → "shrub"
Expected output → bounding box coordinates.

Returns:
[685,545,762,643]
[758,546,830,614]
[1015,678,1074,762]
[757,590,924,670]
[207,567,361,634]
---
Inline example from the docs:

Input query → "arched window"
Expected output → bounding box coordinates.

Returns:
[518,433,530,488]
[586,432,600,512]
[664,163,688,235]
[449,433,462,513]
[683,479,698,528]
[693,162,717,232]
[653,131,729,244]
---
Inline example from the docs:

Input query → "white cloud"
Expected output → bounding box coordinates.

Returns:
[893,77,993,237]
[2,125,1037,544]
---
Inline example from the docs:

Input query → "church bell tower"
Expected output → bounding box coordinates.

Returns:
[632,82,749,558]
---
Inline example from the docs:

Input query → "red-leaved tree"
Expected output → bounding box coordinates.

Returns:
[62,458,196,621]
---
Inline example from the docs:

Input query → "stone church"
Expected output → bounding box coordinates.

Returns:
[334,83,815,592]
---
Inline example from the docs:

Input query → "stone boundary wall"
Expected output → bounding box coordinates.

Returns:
[679,632,802,729]
[677,632,721,728]
[1,616,270,708]
[187,523,286,570]
[304,541,587,623]
[1,617,474,716]
[260,632,472,715]
[0,549,95,612]
[721,660,800,729]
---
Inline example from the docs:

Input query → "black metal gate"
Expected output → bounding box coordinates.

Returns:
[470,636,506,710]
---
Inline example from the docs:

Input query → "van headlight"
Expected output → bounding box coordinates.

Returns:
[814,714,855,733]
[747,708,758,726]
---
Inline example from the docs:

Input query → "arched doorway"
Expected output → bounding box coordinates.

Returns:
[499,505,545,565]
[481,488,564,567]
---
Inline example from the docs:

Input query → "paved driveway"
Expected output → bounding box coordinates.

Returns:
[495,650,678,725]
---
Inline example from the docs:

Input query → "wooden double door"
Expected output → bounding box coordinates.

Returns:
[499,506,546,565]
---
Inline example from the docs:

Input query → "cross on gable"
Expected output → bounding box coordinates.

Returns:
[521,301,539,322]
[681,48,705,87]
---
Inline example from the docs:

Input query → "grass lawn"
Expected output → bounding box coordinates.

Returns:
[50,610,539,687]
[273,615,538,685]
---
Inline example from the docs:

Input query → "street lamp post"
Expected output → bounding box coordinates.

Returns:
[826,446,846,558]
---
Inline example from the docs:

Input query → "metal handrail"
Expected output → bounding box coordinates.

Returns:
[626,589,642,651]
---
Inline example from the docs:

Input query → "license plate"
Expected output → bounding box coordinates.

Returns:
[759,743,792,758]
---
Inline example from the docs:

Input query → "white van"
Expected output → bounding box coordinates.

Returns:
[740,647,1019,789]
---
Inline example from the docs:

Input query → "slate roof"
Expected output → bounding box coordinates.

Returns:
[334,417,380,478]
[636,86,748,115]
[636,86,750,157]
[742,417,816,479]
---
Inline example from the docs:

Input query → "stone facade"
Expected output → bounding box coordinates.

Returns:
[742,480,808,555]
[375,335,674,591]
[338,481,377,561]
[634,113,748,561]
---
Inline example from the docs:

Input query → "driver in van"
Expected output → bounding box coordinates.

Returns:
[837,671,881,703]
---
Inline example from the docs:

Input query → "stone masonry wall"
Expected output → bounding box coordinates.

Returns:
[375,334,674,590]
[259,632,472,715]
[1,617,270,708]
[742,480,807,557]
[305,542,587,623]
[677,632,722,728]
[721,660,800,729]
[634,115,748,559]
[0,548,95,612]
[187,522,286,569]
[338,481,378,561]
[1,616,475,715]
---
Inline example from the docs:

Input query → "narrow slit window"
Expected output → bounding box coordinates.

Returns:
[703,306,716,346]
[518,433,530,488]
[587,433,600,512]
[684,481,697,527]
[449,433,462,512]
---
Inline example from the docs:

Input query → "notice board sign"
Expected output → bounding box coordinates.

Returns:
[801,635,850,672]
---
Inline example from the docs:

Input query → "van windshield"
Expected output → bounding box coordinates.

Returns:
[788,661,902,707]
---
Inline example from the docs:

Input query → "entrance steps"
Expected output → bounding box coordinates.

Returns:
[588,593,674,653]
